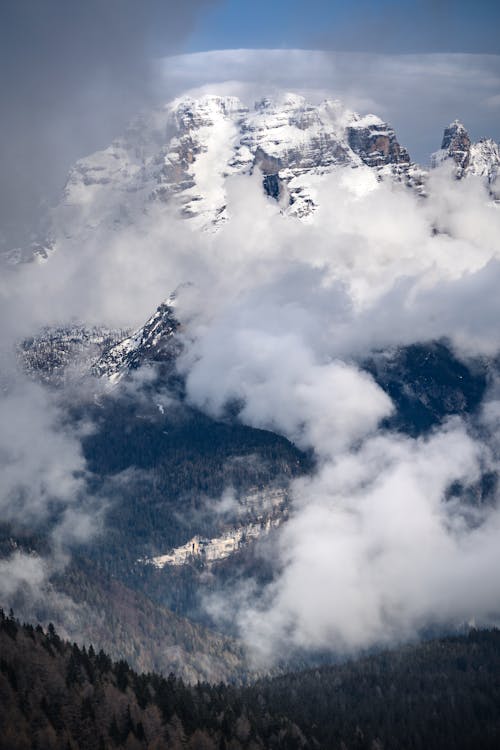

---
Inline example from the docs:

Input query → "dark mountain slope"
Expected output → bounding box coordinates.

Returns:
[364,340,488,435]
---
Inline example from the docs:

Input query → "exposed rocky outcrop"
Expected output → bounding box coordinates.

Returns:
[347,114,411,168]
[21,297,182,387]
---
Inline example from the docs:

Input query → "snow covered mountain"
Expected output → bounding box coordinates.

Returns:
[4,92,499,265]
[21,96,500,389]
[10,93,497,263]
[50,92,416,242]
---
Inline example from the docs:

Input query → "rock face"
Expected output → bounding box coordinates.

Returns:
[347,113,411,168]
[468,139,500,199]
[148,515,283,568]
[146,486,287,567]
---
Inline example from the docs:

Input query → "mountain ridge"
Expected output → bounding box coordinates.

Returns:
[8,92,493,265]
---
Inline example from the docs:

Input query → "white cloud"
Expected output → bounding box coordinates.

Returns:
[236,420,500,664]
[3,57,500,659]
[0,380,87,527]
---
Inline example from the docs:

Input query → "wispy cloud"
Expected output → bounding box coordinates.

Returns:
[161,49,500,163]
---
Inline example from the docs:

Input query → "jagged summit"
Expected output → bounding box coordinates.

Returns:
[440,119,472,172]
[432,120,500,194]
[442,119,468,142]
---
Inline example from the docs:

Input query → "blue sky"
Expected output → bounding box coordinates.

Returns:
[186,0,500,55]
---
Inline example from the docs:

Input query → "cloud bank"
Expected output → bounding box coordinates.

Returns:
[0,0,216,250]
[2,56,500,662]
[161,49,500,164]
[173,165,500,662]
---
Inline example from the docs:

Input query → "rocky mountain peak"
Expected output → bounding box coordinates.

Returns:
[8,93,500,265]
[431,121,500,196]
[442,119,469,147]
[435,120,472,174]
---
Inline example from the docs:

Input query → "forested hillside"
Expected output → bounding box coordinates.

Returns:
[2,611,500,750]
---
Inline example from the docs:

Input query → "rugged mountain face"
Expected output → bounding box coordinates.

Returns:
[469,138,500,200]
[347,112,410,168]
[21,296,182,386]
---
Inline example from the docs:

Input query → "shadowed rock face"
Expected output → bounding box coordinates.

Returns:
[347,122,411,168]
